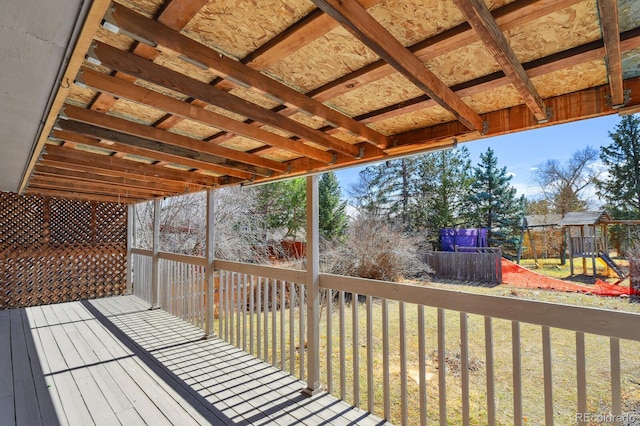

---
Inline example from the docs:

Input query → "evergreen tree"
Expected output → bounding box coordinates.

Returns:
[255,178,306,239]
[411,147,473,247]
[318,172,348,241]
[466,147,523,254]
[596,115,640,215]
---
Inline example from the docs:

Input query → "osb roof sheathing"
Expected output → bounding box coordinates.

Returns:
[20,0,640,203]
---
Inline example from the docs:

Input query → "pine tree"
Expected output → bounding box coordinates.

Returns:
[466,147,523,254]
[318,172,348,241]
[411,147,473,247]
[596,115,640,215]
[255,178,306,239]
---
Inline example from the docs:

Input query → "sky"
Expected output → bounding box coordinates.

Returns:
[335,114,630,205]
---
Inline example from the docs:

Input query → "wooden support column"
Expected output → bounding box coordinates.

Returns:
[126,204,134,294]
[205,188,216,337]
[581,225,587,275]
[303,174,322,396]
[151,198,161,308]
[591,225,597,277]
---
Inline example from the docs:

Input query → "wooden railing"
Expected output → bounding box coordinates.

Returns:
[129,250,640,425]
[131,248,152,302]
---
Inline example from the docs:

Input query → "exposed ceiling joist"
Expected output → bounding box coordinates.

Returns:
[26,187,145,203]
[30,175,166,199]
[76,67,334,164]
[89,41,365,158]
[597,0,625,108]
[311,0,486,133]
[309,0,581,102]
[106,2,389,149]
[453,0,549,122]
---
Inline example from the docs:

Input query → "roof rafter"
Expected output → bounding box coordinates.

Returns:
[89,41,364,158]
[453,0,549,122]
[309,0,581,103]
[29,175,166,199]
[311,0,486,133]
[60,104,285,175]
[106,3,388,149]
[25,187,144,204]
[76,68,334,164]
[597,0,625,107]
[41,144,220,186]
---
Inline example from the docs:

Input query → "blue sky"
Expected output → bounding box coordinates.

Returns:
[335,114,628,203]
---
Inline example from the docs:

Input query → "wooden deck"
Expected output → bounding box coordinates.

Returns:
[1,295,388,425]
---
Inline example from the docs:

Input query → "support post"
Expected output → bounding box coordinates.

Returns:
[205,189,216,337]
[151,198,160,308]
[302,174,322,396]
[126,204,134,294]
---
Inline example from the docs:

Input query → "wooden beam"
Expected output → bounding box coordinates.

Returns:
[393,78,640,149]
[597,0,625,107]
[29,176,166,199]
[61,104,285,175]
[453,0,548,122]
[41,144,220,186]
[89,0,208,113]
[311,0,485,133]
[309,0,581,103]
[107,2,389,149]
[51,126,259,181]
[360,28,640,125]
[26,187,143,204]
[77,68,335,164]
[90,41,363,158]
[34,164,200,193]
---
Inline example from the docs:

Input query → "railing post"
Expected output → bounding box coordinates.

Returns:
[205,188,215,337]
[302,174,322,396]
[126,204,134,294]
[151,198,160,308]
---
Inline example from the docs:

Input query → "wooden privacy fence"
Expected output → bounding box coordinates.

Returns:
[425,248,503,283]
[0,191,127,309]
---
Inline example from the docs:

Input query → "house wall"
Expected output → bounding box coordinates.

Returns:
[0,191,127,309]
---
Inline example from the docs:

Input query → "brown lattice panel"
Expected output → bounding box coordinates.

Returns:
[0,191,127,309]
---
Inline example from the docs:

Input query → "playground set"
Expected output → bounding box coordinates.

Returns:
[440,212,640,297]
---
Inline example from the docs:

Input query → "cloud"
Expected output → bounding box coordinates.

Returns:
[506,172,516,178]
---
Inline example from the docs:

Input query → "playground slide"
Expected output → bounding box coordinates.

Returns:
[597,252,624,277]
[501,259,639,297]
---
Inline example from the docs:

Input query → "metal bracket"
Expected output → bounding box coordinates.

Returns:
[330,153,338,165]
[607,89,632,109]
[537,106,553,124]
[481,120,490,135]
[85,42,102,67]
[355,147,365,160]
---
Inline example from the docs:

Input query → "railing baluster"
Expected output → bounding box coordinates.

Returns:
[327,289,333,394]
[353,292,360,407]
[257,276,262,360]
[263,277,269,362]
[367,295,374,414]
[611,337,621,425]
[289,282,295,375]
[576,331,586,426]
[271,278,277,367]
[542,325,554,426]
[418,305,427,426]
[242,274,248,352]
[339,290,346,401]
[280,280,285,372]
[236,272,241,347]
[438,307,447,426]
[382,298,390,420]
[485,316,495,426]
[512,321,522,426]
[460,313,470,426]
[299,283,305,380]
[399,301,408,425]
[249,275,254,355]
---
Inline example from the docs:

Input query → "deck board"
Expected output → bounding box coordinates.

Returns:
[2,295,389,425]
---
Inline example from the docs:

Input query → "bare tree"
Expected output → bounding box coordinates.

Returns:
[532,147,600,216]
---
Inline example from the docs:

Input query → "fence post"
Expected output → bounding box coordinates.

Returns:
[302,174,322,396]
[205,189,216,337]
[151,198,160,308]
[126,204,134,294]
